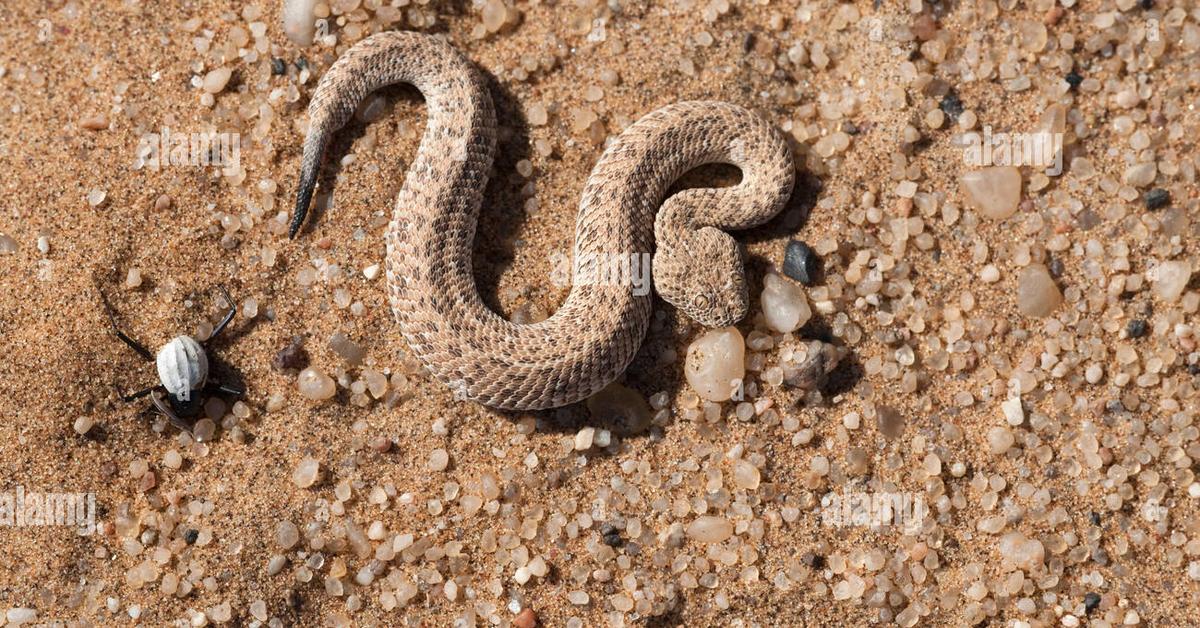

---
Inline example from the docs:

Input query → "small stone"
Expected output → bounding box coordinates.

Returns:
[154,194,173,211]
[0,233,16,254]
[275,520,300,549]
[270,58,286,75]
[782,240,819,285]
[293,456,321,488]
[6,608,37,625]
[574,427,595,451]
[939,90,964,121]
[79,113,109,130]
[202,67,233,94]
[513,608,538,628]
[732,459,761,490]
[87,189,107,207]
[184,528,199,544]
[428,448,450,472]
[1065,71,1083,89]
[686,516,734,543]
[961,167,1021,220]
[1144,188,1170,210]
[761,273,811,333]
[329,332,365,366]
[73,416,94,435]
[988,426,1015,454]
[1151,260,1191,302]
[1126,319,1149,339]
[1017,264,1061,317]
[685,328,745,402]
[875,405,905,440]
[1001,398,1024,426]
[124,268,143,289]
[273,336,309,372]
[1083,592,1101,613]
[1122,162,1156,188]
[363,264,380,280]
[586,383,651,436]
[297,367,335,400]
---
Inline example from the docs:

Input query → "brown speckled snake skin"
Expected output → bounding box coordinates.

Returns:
[291,31,795,410]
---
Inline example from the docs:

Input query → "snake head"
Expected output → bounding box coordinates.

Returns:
[654,226,749,328]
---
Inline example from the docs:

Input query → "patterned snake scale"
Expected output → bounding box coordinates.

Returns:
[291,31,795,410]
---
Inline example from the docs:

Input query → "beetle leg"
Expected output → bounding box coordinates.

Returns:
[100,290,154,361]
[150,390,193,433]
[205,380,244,398]
[119,385,160,402]
[206,285,237,343]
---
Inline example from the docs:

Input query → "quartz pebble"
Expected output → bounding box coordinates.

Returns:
[0,234,16,254]
[275,520,300,549]
[202,67,233,94]
[72,416,93,435]
[1151,261,1191,302]
[686,516,733,543]
[760,273,811,333]
[297,367,336,400]
[684,327,745,402]
[960,166,1021,220]
[283,0,318,45]
[1016,264,1061,317]
[293,456,320,488]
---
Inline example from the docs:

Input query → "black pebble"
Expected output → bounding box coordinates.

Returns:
[603,531,623,547]
[1144,188,1170,210]
[271,57,286,76]
[1140,0,1153,8]
[1047,257,1065,279]
[1084,592,1102,613]
[1089,511,1101,526]
[800,552,824,569]
[939,90,964,122]
[1126,318,1149,339]
[1188,363,1200,376]
[782,240,819,286]
[184,528,199,544]
[273,336,310,372]
[1065,72,1083,90]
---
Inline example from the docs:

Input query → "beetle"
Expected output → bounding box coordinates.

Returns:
[100,285,244,432]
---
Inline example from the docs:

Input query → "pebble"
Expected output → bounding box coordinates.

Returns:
[275,520,300,549]
[960,166,1021,220]
[1150,260,1191,302]
[297,367,335,400]
[293,456,320,488]
[684,327,745,402]
[273,336,310,372]
[202,67,233,94]
[686,516,733,543]
[1143,188,1170,210]
[875,405,905,440]
[124,268,143,289]
[6,608,37,625]
[761,272,811,333]
[998,531,1045,570]
[0,233,15,254]
[428,448,450,472]
[585,383,651,436]
[1125,319,1148,339]
[987,426,1015,454]
[73,416,94,435]
[1000,398,1024,426]
[154,194,173,211]
[781,240,819,285]
[1017,264,1061,317]
[87,189,107,208]
[513,608,538,628]
[283,0,318,45]
[329,332,365,366]
[79,113,109,130]
[1122,162,1156,188]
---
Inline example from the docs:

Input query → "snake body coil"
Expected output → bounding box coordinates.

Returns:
[292,31,795,410]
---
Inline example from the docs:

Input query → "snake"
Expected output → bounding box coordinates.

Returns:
[290,31,795,410]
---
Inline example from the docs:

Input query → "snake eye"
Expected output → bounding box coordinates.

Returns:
[692,294,710,309]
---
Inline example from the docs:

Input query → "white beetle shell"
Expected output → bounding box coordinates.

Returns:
[156,336,208,400]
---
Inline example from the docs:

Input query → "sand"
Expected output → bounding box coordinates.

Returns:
[0,0,1197,626]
